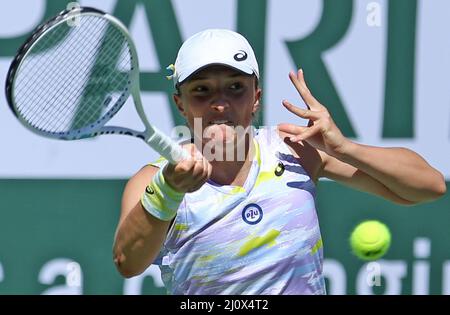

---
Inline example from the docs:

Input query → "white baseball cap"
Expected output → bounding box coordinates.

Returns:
[169,29,260,86]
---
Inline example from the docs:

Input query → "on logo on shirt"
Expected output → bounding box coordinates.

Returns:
[242,203,263,225]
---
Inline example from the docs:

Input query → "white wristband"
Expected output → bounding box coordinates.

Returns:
[140,168,184,221]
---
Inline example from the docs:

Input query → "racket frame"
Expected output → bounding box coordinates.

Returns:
[5,6,188,163]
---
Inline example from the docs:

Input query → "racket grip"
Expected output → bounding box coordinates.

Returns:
[146,127,190,164]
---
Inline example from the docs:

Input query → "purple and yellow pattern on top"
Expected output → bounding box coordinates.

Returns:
[151,128,325,295]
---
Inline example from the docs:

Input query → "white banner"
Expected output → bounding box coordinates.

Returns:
[0,0,448,179]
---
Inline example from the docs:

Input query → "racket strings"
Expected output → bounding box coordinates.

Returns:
[65,39,132,132]
[13,15,132,134]
[40,26,131,133]
[15,16,110,131]
[17,17,109,129]
[49,56,130,134]
[15,17,106,117]
[63,31,132,134]
[50,40,130,133]
[17,17,117,131]
[14,22,76,98]
[49,52,130,134]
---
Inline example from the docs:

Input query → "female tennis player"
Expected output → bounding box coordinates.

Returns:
[113,29,446,294]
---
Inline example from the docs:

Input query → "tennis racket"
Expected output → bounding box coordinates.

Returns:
[5,6,189,164]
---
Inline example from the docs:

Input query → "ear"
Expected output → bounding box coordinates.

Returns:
[252,88,262,115]
[173,94,186,117]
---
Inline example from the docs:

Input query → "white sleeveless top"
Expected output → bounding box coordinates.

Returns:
[151,127,325,295]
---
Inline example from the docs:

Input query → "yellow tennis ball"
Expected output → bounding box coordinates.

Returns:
[350,220,391,261]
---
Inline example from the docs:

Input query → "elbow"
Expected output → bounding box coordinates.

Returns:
[116,266,140,279]
[120,271,140,279]
[432,175,447,199]
[113,251,143,279]
[406,174,447,205]
[117,269,138,279]
[425,172,447,201]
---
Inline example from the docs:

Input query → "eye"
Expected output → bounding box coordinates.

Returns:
[191,85,209,94]
[229,82,244,91]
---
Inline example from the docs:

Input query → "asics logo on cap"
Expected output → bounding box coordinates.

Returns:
[234,50,248,61]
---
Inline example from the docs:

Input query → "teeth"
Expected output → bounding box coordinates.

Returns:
[211,120,229,124]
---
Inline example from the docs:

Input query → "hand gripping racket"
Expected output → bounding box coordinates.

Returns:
[5,6,189,164]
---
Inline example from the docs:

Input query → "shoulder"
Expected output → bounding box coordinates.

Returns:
[119,163,161,225]
[273,127,326,183]
[124,154,169,198]
[124,164,159,197]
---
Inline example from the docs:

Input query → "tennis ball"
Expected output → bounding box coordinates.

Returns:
[350,220,391,261]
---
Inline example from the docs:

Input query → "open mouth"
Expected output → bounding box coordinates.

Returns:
[209,120,233,126]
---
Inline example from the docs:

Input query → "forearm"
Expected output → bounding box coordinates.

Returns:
[336,141,446,203]
[113,202,171,278]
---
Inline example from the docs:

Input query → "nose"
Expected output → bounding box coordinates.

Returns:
[210,98,230,113]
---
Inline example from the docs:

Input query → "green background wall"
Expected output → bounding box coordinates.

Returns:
[0,180,448,294]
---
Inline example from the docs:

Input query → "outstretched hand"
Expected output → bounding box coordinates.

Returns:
[278,69,349,158]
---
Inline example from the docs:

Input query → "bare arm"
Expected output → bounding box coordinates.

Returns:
[280,133,420,205]
[328,143,446,203]
[113,145,212,278]
[113,165,172,278]
[319,151,423,205]
[279,69,446,205]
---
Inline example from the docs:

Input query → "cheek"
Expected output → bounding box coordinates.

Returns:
[180,97,203,117]
[237,95,257,118]
[181,101,208,130]
[232,107,254,129]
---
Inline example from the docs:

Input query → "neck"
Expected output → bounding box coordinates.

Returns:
[203,135,255,186]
